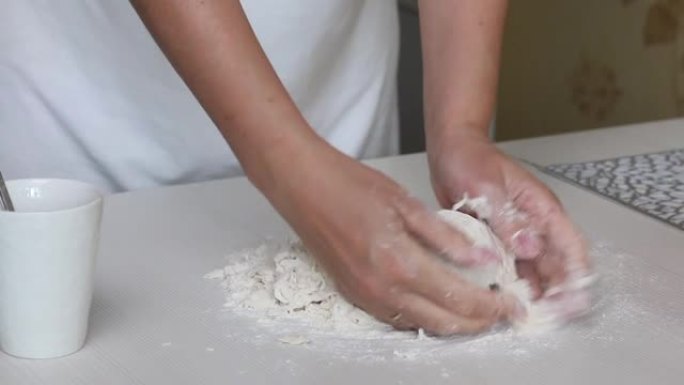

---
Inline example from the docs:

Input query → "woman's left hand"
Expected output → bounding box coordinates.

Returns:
[427,132,592,319]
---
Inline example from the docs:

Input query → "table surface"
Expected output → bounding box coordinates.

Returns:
[3,120,684,384]
[498,117,684,166]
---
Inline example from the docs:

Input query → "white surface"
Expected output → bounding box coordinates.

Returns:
[499,117,684,166]
[0,179,103,359]
[0,151,682,383]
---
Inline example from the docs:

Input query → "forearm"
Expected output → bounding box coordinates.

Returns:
[418,0,508,145]
[131,0,322,191]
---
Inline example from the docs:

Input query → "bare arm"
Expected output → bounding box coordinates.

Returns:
[131,0,322,193]
[418,0,508,145]
[130,0,517,334]
[420,1,592,319]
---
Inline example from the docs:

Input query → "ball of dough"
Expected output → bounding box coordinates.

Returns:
[436,209,557,332]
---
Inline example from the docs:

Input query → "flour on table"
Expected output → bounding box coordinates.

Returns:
[277,335,311,345]
[204,235,659,365]
[205,242,397,337]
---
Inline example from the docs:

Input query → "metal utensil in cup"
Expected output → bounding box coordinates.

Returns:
[0,171,15,211]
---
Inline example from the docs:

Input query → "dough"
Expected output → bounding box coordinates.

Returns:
[436,209,519,290]
[436,208,556,331]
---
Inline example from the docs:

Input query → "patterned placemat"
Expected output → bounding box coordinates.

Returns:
[545,149,684,230]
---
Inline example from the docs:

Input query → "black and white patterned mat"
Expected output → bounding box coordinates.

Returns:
[545,149,684,230]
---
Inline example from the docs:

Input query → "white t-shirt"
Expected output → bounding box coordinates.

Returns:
[0,1,400,192]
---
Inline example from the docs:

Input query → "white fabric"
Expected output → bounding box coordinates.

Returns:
[0,1,400,192]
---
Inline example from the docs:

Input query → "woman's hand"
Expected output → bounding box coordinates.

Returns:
[428,132,592,319]
[263,140,519,335]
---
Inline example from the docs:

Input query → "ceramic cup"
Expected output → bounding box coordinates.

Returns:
[0,179,103,359]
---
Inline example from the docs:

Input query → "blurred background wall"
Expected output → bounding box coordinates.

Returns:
[397,0,684,151]
[498,0,684,140]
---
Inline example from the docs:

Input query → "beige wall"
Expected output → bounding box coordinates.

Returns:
[497,0,684,140]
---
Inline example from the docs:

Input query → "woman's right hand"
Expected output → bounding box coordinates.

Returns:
[261,140,520,335]
[131,0,517,334]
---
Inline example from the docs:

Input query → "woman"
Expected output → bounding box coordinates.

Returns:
[0,0,590,334]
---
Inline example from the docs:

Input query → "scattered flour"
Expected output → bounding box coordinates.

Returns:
[206,240,673,362]
[277,335,311,345]
[204,242,398,338]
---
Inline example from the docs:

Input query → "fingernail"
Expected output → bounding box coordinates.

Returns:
[567,272,596,291]
[469,247,501,266]
[544,289,591,320]
[543,285,564,300]
[562,291,591,318]
[511,229,543,259]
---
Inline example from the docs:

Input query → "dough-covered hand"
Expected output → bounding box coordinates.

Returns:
[264,142,519,335]
[428,133,592,320]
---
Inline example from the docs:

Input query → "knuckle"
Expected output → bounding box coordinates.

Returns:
[534,194,564,219]
[543,202,563,218]
[518,185,563,217]
[393,194,425,220]
[444,296,478,317]
[475,303,501,320]
[454,299,478,317]
[353,275,391,305]
[372,247,417,285]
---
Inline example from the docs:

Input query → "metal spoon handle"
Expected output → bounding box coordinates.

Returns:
[0,171,15,211]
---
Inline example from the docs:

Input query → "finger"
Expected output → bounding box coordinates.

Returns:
[390,292,499,336]
[537,287,592,324]
[533,208,589,291]
[395,197,500,267]
[334,264,484,334]
[545,212,590,278]
[485,190,545,260]
[515,260,542,299]
[389,235,516,321]
[335,280,417,330]
[502,175,588,272]
[512,181,591,312]
[380,310,416,331]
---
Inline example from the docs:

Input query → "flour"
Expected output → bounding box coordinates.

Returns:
[206,238,673,366]
[277,335,311,345]
[436,208,570,332]
[205,242,399,338]
[455,194,494,219]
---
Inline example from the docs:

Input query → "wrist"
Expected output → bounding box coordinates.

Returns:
[242,126,332,203]
[426,123,491,157]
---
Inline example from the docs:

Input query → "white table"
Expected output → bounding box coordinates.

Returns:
[499,117,684,167]
[3,121,684,384]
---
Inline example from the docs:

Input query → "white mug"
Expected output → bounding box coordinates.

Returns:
[0,179,103,359]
